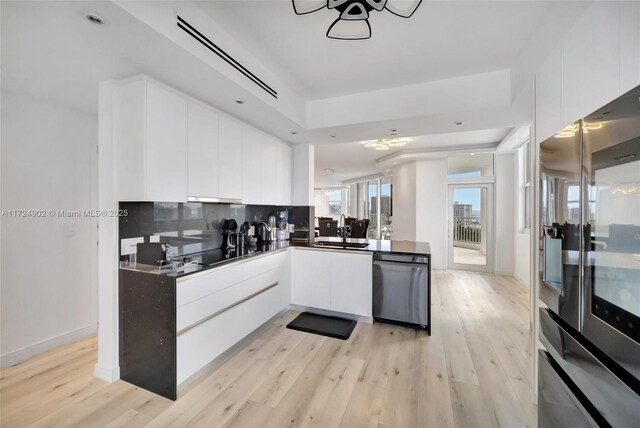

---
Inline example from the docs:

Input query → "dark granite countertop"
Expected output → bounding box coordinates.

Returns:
[119,238,430,279]
[308,237,431,256]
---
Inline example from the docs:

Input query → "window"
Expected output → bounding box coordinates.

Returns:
[448,153,494,178]
[328,191,342,215]
[520,141,531,231]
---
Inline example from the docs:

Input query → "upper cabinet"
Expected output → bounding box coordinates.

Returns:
[535,2,640,143]
[116,79,188,202]
[218,116,243,200]
[187,101,219,199]
[241,127,263,205]
[114,76,292,205]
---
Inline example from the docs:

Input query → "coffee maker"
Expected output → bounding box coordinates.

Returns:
[276,210,289,241]
[221,219,238,250]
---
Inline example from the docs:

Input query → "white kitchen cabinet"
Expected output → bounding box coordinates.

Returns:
[534,2,640,144]
[218,115,243,200]
[292,249,332,310]
[187,101,219,199]
[619,1,640,94]
[260,136,280,204]
[293,248,373,317]
[278,143,293,205]
[242,127,263,204]
[116,78,188,202]
[561,2,619,127]
[176,250,290,385]
[115,75,294,204]
[331,251,373,317]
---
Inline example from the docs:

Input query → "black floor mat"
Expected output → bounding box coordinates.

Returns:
[286,312,357,340]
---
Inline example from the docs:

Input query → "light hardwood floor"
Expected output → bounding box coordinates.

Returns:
[0,270,536,428]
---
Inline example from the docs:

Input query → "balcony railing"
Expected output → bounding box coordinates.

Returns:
[454,216,481,244]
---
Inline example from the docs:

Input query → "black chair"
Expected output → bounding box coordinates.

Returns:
[349,219,369,239]
[318,220,338,237]
[344,217,355,226]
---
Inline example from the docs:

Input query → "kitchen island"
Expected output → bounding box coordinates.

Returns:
[119,238,430,399]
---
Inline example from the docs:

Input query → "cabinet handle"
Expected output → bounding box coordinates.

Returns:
[177,281,279,336]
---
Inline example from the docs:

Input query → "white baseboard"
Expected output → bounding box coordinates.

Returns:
[288,304,373,324]
[0,325,96,368]
[94,363,120,382]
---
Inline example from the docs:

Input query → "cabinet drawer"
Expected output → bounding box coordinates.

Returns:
[176,268,287,385]
[176,267,281,333]
[176,263,246,307]
[246,251,287,279]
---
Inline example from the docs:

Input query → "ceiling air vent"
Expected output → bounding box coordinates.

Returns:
[177,15,278,99]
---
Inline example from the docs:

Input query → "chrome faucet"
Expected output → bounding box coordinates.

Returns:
[338,214,349,243]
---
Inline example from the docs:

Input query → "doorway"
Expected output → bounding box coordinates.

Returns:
[448,184,494,271]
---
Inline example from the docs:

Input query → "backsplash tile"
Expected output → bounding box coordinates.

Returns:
[119,202,313,259]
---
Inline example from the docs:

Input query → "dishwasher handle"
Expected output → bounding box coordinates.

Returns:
[373,260,429,269]
[373,253,429,264]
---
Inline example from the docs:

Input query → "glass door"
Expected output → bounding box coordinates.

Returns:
[581,85,640,379]
[447,184,494,271]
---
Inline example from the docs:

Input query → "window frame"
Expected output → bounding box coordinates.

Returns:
[519,140,532,233]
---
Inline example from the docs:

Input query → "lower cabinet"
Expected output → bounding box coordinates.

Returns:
[292,248,372,317]
[176,250,290,385]
[119,249,291,400]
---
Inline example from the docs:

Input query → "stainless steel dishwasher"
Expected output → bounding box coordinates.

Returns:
[372,252,431,333]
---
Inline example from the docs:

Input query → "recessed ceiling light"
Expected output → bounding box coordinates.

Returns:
[390,128,397,132]
[454,121,464,126]
[390,132,398,136]
[511,138,519,142]
[385,169,390,172]
[324,168,335,173]
[393,162,398,165]
[84,13,105,25]
[235,99,245,105]
[390,175,393,177]
[330,135,336,138]
[291,131,297,135]
[470,153,476,156]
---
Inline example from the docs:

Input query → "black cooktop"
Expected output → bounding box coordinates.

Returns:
[191,243,280,267]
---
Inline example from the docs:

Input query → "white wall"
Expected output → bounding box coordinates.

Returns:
[415,160,448,270]
[391,162,417,242]
[1,91,98,367]
[495,153,516,276]
[313,189,329,218]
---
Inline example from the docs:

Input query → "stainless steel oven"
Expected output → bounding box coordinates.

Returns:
[581,87,640,380]
[538,85,640,427]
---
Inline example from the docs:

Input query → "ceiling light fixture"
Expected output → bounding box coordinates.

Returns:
[324,168,335,173]
[291,131,298,135]
[235,99,245,105]
[511,138,519,142]
[292,0,423,40]
[363,138,408,151]
[454,121,464,126]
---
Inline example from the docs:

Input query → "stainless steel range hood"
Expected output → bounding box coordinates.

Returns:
[187,196,243,204]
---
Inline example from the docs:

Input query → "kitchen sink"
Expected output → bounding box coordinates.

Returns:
[310,241,369,249]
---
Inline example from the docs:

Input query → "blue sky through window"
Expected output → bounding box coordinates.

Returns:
[453,188,481,212]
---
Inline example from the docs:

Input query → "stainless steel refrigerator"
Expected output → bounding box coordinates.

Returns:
[538,85,640,427]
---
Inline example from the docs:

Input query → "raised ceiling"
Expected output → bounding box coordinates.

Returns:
[314,127,511,184]
[199,1,563,100]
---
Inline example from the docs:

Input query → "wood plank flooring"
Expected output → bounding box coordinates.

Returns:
[0,270,536,428]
